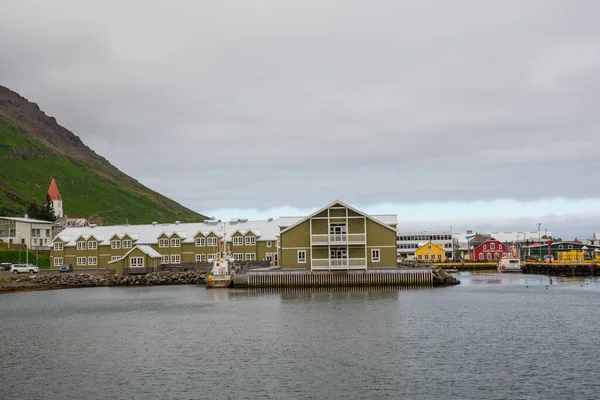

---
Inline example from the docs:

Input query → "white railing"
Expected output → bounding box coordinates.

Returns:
[311,234,366,245]
[311,258,367,270]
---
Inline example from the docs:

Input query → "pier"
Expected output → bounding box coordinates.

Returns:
[233,268,433,288]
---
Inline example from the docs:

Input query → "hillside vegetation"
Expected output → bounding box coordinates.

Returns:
[0,86,206,224]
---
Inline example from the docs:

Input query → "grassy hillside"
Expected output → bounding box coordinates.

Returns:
[0,112,206,224]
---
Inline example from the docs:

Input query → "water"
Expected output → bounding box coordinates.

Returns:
[2,273,600,399]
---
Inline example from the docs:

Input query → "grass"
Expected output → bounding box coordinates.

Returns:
[0,115,206,224]
[0,250,50,268]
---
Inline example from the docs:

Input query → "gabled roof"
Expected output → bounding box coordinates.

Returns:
[230,229,261,237]
[279,200,398,234]
[0,216,53,224]
[416,241,444,252]
[47,177,62,201]
[473,237,503,249]
[108,245,162,264]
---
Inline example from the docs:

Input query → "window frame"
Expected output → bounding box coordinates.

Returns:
[111,240,121,249]
[233,236,244,246]
[77,241,86,250]
[130,257,144,268]
[77,256,87,266]
[245,236,256,246]
[371,249,381,262]
[170,254,181,264]
[54,257,63,267]
[87,256,97,266]
[170,238,181,248]
[159,238,169,248]
[297,250,307,263]
[54,242,63,251]
[195,237,206,247]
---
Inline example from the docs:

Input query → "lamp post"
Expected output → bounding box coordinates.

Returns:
[537,223,542,261]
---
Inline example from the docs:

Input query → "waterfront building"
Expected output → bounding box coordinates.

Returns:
[0,215,54,249]
[586,233,600,247]
[396,231,453,260]
[414,241,446,262]
[521,241,600,261]
[472,238,511,261]
[50,199,398,273]
[278,200,398,270]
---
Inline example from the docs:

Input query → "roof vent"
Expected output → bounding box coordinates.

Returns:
[268,217,273,222]
[152,222,158,226]
[175,221,181,225]
[89,224,97,228]
[24,213,29,219]
[239,218,248,222]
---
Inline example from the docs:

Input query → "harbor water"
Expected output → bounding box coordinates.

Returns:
[2,272,600,399]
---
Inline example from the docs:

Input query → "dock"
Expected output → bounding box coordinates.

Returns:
[232,268,433,288]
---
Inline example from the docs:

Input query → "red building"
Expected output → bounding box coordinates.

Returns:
[473,238,510,261]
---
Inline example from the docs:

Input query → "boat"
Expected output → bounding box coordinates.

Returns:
[497,257,521,273]
[206,224,235,288]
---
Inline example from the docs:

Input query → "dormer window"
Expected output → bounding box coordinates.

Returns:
[170,238,180,247]
[122,240,132,249]
[54,242,63,251]
[159,238,169,248]
[207,237,217,247]
[233,236,243,246]
[111,240,121,249]
[245,236,255,245]
[196,237,206,247]
[88,241,98,250]
[77,241,86,250]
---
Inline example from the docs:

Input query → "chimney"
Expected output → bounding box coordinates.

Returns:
[175,221,181,225]
[24,213,29,219]
[89,224,97,228]
[152,222,158,226]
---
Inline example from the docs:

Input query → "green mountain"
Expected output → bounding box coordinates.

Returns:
[0,85,206,224]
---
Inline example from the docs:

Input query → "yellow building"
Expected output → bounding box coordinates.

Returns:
[415,241,445,262]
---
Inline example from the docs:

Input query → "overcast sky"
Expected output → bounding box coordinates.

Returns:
[1,0,599,238]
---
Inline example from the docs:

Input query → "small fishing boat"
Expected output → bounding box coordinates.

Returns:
[498,257,521,273]
[206,224,234,288]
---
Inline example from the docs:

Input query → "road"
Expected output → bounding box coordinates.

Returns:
[0,269,112,276]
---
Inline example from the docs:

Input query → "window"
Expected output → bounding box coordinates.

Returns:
[479,254,484,260]
[487,253,492,260]
[54,257,63,267]
[438,254,442,260]
[233,236,243,246]
[130,257,144,267]
[418,255,422,260]
[483,244,487,250]
[112,256,122,261]
[170,238,180,247]
[207,254,216,261]
[160,255,169,264]
[494,253,499,259]
[559,245,563,249]
[245,236,255,246]
[77,241,86,250]
[88,241,97,250]
[77,257,87,266]
[207,237,217,246]
[159,238,169,248]
[195,254,206,262]
[267,241,272,248]
[88,256,97,266]
[491,243,495,250]
[245,253,256,261]
[195,237,206,247]
[46,229,50,237]
[425,255,429,260]
[111,240,121,249]
[568,245,573,249]
[371,249,380,262]
[427,245,432,250]
[122,240,132,249]
[234,253,244,261]
[54,242,63,251]
[170,254,181,264]
[297,250,306,263]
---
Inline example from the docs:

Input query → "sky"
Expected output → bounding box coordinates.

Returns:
[1,0,599,239]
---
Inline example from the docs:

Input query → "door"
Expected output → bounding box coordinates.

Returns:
[329,224,347,242]
[273,252,278,266]
[330,248,347,266]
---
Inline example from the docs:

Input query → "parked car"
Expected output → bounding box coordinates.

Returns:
[59,264,73,273]
[0,263,13,271]
[10,263,40,274]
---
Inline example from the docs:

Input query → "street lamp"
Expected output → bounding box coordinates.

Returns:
[537,223,542,261]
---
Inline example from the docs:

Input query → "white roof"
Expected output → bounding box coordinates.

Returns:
[108,245,163,264]
[453,231,552,243]
[0,216,54,224]
[56,219,282,247]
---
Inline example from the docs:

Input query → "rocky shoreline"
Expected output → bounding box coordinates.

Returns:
[1,266,459,293]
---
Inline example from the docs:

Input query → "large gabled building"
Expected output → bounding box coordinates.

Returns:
[277,200,398,270]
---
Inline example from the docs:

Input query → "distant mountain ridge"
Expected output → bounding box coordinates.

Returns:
[0,85,206,224]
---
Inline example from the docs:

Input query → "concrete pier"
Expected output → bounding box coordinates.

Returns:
[233,268,433,288]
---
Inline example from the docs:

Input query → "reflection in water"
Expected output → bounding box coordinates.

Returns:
[454,271,600,290]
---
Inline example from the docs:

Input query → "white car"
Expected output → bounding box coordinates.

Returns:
[10,263,40,274]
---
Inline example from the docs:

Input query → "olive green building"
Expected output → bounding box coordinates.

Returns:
[50,200,398,273]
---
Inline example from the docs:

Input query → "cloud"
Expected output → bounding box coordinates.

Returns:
[1,0,599,215]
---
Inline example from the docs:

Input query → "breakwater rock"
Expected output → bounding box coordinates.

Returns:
[1,271,207,292]
[432,267,460,286]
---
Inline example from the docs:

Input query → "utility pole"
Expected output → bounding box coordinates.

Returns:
[538,223,542,261]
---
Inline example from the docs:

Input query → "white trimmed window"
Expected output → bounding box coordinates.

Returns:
[77,241,86,250]
[54,257,63,267]
[245,253,256,261]
[437,254,442,260]
[111,256,121,261]
[122,240,132,249]
[170,254,181,264]
[87,256,97,266]
[234,253,244,261]
[479,253,484,260]
[487,253,492,260]
[418,255,422,260]
[130,257,144,267]
[88,241,97,250]
[54,242,63,251]
[267,241,272,248]
[207,254,216,261]
[207,237,217,247]
[483,244,487,250]
[159,238,169,248]
[371,249,381,262]
[160,255,169,264]
[195,254,206,262]
[424,255,429,260]
[491,243,495,250]
[297,250,306,263]
[233,236,243,246]
[494,253,499,259]
[170,238,180,247]
[111,240,121,249]
[195,237,206,247]
[245,236,255,245]
[77,257,87,266]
